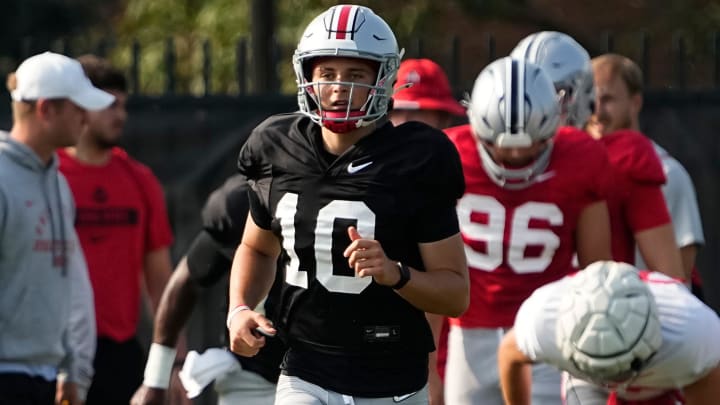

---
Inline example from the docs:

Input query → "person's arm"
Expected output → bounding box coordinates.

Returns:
[683,365,720,405]
[227,215,281,357]
[425,313,446,405]
[345,227,469,317]
[131,257,198,405]
[575,200,612,267]
[635,223,685,280]
[57,238,96,405]
[659,153,704,277]
[626,181,685,280]
[679,244,699,276]
[143,247,173,314]
[498,329,534,405]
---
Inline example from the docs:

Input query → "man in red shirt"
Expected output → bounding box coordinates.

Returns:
[585,53,685,281]
[58,55,174,405]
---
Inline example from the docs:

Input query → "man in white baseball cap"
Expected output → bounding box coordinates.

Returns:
[0,51,113,405]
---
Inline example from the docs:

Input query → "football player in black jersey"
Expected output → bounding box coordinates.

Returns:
[131,175,285,405]
[226,4,469,404]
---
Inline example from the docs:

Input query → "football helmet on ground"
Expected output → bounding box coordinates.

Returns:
[293,4,401,133]
[556,261,662,383]
[466,56,560,189]
[511,31,594,128]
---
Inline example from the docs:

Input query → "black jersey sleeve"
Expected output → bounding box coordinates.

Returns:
[186,174,249,286]
[409,125,465,243]
[237,122,275,230]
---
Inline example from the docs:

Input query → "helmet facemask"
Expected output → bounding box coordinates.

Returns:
[294,54,398,133]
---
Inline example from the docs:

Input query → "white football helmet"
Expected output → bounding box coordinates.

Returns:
[293,4,401,133]
[511,31,594,128]
[466,57,560,189]
[556,261,663,383]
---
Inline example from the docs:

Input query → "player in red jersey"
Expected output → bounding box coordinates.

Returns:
[443,56,613,405]
[512,32,684,281]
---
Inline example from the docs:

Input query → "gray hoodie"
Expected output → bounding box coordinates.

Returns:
[0,131,95,394]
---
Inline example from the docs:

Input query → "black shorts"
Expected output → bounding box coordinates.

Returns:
[0,373,55,405]
[85,336,145,405]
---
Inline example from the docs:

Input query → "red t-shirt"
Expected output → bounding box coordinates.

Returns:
[445,125,612,328]
[559,128,670,264]
[59,148,173,341]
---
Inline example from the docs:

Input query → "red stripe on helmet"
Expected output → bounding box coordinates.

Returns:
[334,5,353,39]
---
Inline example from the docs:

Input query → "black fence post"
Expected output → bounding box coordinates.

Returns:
[20,37,33,60]
[96,38,109,58]
[165,37,176,95]
[486,33,496,66]
[450,36,460,92]
[713,32,720,89]
[639,31,650,88]
[411,37,423,59]
[672,33,686,89]
[131,39,141,94]
[236,38,247,95]
[602,31,614,53]
[203,39,212,96]
[58,38,71,56]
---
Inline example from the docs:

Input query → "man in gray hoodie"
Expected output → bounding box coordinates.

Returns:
[0,52,114,405]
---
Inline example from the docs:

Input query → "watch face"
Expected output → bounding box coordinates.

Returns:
[392,262,410,290]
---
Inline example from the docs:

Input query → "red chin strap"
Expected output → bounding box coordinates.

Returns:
[320,110,365,133]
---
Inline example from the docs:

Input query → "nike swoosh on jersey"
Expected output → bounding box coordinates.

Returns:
[347,161,373,174]
[534,170,556,183]
[393,391,418,402]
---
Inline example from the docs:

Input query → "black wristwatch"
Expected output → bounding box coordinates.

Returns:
[392,261,411,290]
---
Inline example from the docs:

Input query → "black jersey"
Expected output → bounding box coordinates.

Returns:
[237,113,464,396]
[186,174,285,384]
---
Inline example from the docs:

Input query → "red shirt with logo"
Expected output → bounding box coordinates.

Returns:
[59,147,173,341]
[445,125,612,328]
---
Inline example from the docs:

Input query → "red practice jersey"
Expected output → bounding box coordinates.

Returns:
[559,127,670,264]
[446,125,612,328]
[59,148,173,341]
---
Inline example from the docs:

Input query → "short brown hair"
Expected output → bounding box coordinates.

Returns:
[77,54,127,92]
[591,53,643,95]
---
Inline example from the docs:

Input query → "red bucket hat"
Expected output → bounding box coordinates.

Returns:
[393,58,465,116]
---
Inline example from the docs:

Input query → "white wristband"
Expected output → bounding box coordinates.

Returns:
[143,343,176,389]
[226,305,251,330]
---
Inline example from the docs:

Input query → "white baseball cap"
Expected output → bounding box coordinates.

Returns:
[11,51,115,111]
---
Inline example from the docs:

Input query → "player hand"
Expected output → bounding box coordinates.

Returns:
[228,309,276,357]
[130,385,166,405]
[55,380,81,405]
[344,226,400,287]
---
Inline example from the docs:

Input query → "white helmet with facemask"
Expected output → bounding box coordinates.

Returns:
[466,57,560,189]
[293,4,401,133]
[511,31,594,128]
